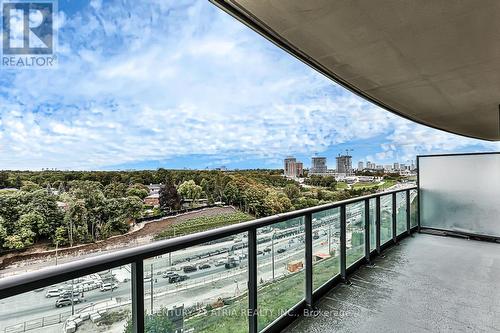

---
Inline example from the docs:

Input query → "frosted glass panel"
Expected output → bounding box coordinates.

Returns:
[419,153,500,237]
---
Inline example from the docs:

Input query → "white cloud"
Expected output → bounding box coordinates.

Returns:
[0,0,497,170]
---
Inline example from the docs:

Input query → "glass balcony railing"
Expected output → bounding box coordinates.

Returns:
[0,187,417,333]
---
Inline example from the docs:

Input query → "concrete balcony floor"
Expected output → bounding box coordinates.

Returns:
[285,233,500,332]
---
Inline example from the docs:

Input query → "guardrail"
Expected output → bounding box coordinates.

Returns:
[0,186,418,333]
[3,311,71,333]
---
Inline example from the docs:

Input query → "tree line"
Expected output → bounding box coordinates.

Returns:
[0,180,144,250]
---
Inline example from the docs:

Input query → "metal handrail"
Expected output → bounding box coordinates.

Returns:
[0,185,417,333]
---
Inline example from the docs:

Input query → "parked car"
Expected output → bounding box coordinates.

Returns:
[198,263,211,270]
[45,289,61,298]
[168,275,189,284]
[55,297,81,308]
[100,283,118,292]
[183,265,197,273]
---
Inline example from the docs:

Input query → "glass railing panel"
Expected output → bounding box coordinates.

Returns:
[257,217,305,331]
[369,198,377,251]
[380,194,393,245]
[410,189,418,228]
[346,201,365,268]
[144,233,248,333]
[396,192,407,235]
[0,267,132,333]
[312,207,340,291]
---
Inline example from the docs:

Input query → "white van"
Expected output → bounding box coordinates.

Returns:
[45,289,61,298]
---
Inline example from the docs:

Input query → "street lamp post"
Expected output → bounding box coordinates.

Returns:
[150,264,154,314]
[328,224,331,255]
[71,279,75,315]
[55,241,58,266]
[271,232,275,281]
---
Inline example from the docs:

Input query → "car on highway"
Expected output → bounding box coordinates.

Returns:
[263,248,271,253]
[55,297,81,308]
[100,283,118,292]
[198,263,211,270]
[45,289,61,298]
[277,248,287,254]
[144,276,152,283]
[168,275,189,284]
[257,250,263,255]
[214,260,226,267]
[162,271,177,279]
[60,290,80,298]
[183,265,197,273]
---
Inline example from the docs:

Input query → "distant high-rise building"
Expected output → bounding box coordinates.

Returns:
[336,155,352,174]
[358,161,364,170]
[311,157,327,174]
[284,157,297,178]
[393,162,400,171]
[284,157,303,178]
[296,162,304,177]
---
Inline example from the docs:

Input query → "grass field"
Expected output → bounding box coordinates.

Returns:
[154,211,253,240]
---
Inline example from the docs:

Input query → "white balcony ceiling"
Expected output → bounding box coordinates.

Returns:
[213,0,500,141]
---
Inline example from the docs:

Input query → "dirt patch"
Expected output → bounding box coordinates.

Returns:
[0,206,238,272]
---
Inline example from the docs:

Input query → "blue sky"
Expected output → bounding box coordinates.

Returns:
[0,0,498,171]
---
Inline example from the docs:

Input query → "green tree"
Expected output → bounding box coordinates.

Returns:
[0,217,7,245]
[104,182,128,198]
[283,184,300,200]
[20,181,41,192]
[69,181,106,241]
[126,184,149,200]
[17,212,45,239]
[65,199,89,244]
[0,172,10,188]
[223,181,239,205]
[3,227,35,249]
[54,226,69,246]
[178,180,203,207]
[18,191,64,239]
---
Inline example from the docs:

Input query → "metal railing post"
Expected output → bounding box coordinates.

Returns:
[248,228,258,333]
[376,196,381,254]
[340,204,347,281]
[417,157,421,233]
[392,192,397,243]
[131,260,144,333]
[364,199,370,262]
[305,213,313,307]
[406,190,411,235]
